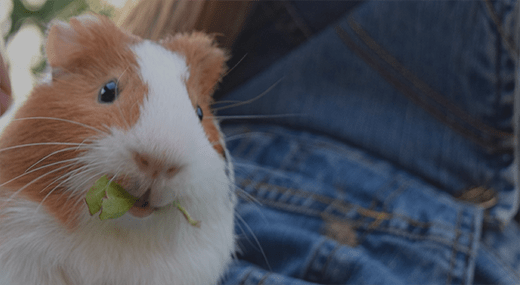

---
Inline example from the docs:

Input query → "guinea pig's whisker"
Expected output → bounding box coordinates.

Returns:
[0,142,83,154]
[25,146,87,173]
[223,133,255,142]
[106,168,122,186]
[35,164,104,213]
[213,176,266,217]
[40,162,95,192]
[207,134,247,148]
[34,165,91,214]
[62,167,122,214]
[222,53,247,78]
[232,214,252,255]
[1,158,82,189]
[219,132,272,144]
[234,211,272,272]
[201,54,249,100]
[233,162,296,183]
[116,66,130,84]
[68,163,108,189]
[206,113,304,121]
[14,117,108,135]
[32,162,85,196]
[210,100,242,106]
[67,170,107,201]
[116,103,131,130]
[231,185,268,224]
[235,187,262,206]
[214,178,263,208]
[74,136,99,150]
[213,77,283,112]
[35,162,106,214]
[25,133,98,173]
[209,174,264,214]
[1,163,79,208]
[61,169,107,207]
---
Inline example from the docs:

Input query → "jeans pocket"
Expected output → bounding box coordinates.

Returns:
[226,124,483,284]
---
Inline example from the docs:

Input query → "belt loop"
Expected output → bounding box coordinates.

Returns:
[513,0,520,227]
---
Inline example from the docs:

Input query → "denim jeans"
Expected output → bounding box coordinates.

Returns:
[218,1,520,284]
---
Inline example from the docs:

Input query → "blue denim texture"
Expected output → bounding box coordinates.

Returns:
[217,1,520,284]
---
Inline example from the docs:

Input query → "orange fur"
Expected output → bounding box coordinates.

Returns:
[162,33,228,156]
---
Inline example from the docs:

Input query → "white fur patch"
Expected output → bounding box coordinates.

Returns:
[0,40,235,285]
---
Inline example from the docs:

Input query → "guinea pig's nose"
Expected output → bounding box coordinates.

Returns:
[132,152,179,179]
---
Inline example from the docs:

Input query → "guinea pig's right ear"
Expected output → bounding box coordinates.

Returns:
[46,21,78,70]
[45,15,99,74]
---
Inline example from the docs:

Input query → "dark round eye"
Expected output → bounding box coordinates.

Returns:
[99,81,118,103]
[196,105,203,120]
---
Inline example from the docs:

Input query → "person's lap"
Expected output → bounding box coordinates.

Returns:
[218,1,520,284]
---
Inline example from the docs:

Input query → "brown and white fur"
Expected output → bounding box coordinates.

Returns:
[0,14,235,285]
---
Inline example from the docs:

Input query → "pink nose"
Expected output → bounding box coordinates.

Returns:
[133,152,179,179]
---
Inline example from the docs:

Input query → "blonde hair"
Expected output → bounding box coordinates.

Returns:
[115,0,252,48]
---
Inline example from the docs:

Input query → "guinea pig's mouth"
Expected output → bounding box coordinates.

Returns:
[128,189,156,218]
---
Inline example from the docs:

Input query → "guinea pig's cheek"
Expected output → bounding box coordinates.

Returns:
[200,116,225,156]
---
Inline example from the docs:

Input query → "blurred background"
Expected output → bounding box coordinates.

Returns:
[1,0,123,103]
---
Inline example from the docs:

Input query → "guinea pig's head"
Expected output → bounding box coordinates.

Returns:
[0,14,232,228]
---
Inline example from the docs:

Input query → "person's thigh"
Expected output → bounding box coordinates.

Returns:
[218,1,520,284]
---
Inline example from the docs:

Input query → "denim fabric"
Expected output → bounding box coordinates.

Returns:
[218,1,520,284]
[215,1,361,97]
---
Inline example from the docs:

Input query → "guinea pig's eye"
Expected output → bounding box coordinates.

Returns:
[196,105,203,120]
[98,81,118,103]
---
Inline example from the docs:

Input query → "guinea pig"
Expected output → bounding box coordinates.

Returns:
[0,14,235,285]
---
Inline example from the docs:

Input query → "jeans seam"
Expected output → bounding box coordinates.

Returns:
[461,211,476,285]
[258,1,309,47]
[334,23,502,153]
[383,227,471,254]
[280,1,313,38]
[244,187,472,253]
[382,180,410,211]
[483,0,519,61]
[334,21,512,153]
[493,2,504,146]
[344,216,473,255]
[322,194,354,218]
[358,178,397,231]
[446,211,462,285]
[245,179,462,232]
[346,16,513,141]
[360,210,390,244]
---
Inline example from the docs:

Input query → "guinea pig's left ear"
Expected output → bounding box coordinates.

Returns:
[161,32,228,98]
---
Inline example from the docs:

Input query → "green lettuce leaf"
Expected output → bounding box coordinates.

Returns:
[85,175,110,215]
[85,175,138,220]
[85,176,201,227]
